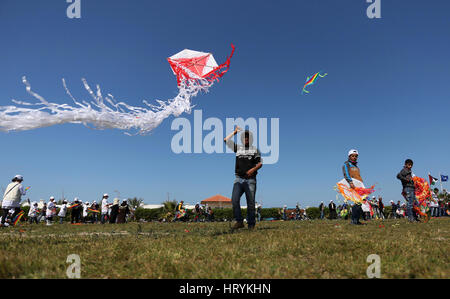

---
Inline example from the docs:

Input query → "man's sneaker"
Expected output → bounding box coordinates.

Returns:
[232,221,245,230]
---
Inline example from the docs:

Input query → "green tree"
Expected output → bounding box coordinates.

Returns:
[128,197,144,209]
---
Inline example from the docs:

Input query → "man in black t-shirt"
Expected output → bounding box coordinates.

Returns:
[224,126,263,230]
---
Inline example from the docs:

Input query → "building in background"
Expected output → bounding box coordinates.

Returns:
[201,195,233,209]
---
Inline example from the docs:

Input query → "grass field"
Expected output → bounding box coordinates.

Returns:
[0,218,449,279]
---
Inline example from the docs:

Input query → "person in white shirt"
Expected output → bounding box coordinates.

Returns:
[361,199,371,220]
[58,200,68,224]
[82,201,90,223]
[101,194,110,224]
[28,202,39,224]
[46,197,56,225]
[2,175,27,226]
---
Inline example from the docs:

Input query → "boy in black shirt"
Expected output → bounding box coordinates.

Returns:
[224,126,262,230]
[396,159,418,222]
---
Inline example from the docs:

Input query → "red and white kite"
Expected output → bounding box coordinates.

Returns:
[0,45,235,135]
[168,44,235,85]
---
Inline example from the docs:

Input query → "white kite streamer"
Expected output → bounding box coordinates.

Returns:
[0,76,210,135]
[0,45,234,135]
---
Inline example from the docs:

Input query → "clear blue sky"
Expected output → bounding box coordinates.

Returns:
[1,0,449,207]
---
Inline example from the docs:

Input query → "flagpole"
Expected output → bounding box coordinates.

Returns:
[440,173,443,193]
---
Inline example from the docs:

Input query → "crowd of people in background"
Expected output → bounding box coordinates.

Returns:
[2,174,449,228]
[25,193,133,226]
[0,177,133,227]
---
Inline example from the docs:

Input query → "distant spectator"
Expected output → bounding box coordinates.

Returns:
[390,200,397,219]
[256,203,262,222]
[46,197,56,226]
[91,201,100,223]
[101,194,110,224]
[328,200,337,220]
[362,199,371,220]
[194,203,202,222]
[58,200,68,224]
[39,203,47,223]
[117,200,130,224]
[28,202,39,224]
[378,197,385,219]
[1,175,27,227]
[207,206,214,222]
[282,205,287,221]
[71,198,82,224]
[109,198,120,224]
[319,201,325,219]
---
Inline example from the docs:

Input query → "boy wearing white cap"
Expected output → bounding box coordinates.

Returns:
[342,150,364,225]
[1,175,27,226]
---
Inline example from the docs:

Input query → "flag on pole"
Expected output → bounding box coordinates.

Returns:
[429,174,439,186]
[441,175,448,182]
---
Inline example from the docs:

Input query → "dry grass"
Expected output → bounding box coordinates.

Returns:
[0,218,448,278]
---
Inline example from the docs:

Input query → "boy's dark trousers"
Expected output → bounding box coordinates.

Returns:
[351,204,362,224]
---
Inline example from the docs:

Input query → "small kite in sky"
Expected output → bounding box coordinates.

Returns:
[301,72,327,94]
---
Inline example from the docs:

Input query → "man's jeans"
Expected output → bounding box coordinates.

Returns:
[232,177,256,226]
[431,207,438,217]
[404,187,417,221]
[101,213,108,224]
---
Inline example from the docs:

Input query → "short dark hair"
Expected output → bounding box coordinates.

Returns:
[405,159,413,165]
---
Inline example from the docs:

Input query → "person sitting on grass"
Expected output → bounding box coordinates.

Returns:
[396,159,419,222]
[224,126,262,231]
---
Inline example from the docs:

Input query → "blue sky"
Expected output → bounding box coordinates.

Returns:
[1,0,449,207]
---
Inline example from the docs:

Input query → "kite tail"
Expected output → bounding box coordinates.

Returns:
[13,211,25,226]
[319,73,328,78]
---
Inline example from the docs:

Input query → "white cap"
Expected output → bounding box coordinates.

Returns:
[74,197,79,202]
[50,196,55,200]
[103,194,109,197]
[93,201,97,203]
[14,175,23,181]
[348,149,359,156]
